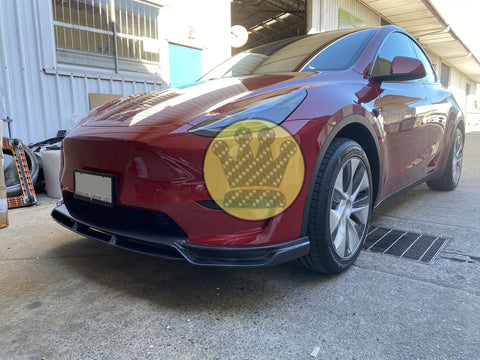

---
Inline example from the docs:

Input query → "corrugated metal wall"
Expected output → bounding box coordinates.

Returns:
[427,52,476,116]
[320,0,380,31]
[0,0,167,145]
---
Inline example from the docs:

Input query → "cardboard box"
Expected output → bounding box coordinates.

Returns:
[0,123,8,228]
[88,93,122,110]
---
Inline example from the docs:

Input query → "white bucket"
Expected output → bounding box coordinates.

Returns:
[41,149,62,199]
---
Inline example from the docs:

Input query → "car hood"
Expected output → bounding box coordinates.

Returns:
[80,73,317,131]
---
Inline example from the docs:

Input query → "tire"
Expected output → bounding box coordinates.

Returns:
[3,144,40,197]
[426,127,464,191]
[298,138,373,274]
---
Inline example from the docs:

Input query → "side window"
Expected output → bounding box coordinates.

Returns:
[371,32,417,78]
[302,29,376,71]
[412,43,437,83]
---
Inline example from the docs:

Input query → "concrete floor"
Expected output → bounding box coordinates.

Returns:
[1,130,479,360]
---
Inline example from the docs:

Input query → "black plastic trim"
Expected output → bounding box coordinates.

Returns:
[196,200,222,210]
[51,203,187,247]
[368,72,425,83]
[373,171,438,208]
[174,237,310,267]
[51,204,310,267]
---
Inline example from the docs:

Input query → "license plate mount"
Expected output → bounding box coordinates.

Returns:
[74,169,116,207]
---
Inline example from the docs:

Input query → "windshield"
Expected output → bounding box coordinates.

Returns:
[201,28,376,80]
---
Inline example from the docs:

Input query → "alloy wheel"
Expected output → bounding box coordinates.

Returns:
[452,128,463,186]
[329,157,371,259]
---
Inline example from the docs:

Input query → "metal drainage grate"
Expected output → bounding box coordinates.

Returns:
[364,226,449,264]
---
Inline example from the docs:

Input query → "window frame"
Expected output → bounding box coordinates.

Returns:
[440,63,450,88]
[369,30,436,83]
[300,28,376,72]
[52,0,162,74]
[410,39,437,84]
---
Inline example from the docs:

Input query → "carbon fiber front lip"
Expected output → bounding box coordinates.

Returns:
[51,204,310,267]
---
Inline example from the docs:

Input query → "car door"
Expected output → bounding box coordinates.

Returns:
[410,42,460,175]
[371,32,432,200]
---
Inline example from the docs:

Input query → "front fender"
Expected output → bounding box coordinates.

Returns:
[300,113,382,237]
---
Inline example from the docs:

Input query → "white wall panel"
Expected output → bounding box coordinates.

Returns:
[426,50,476,116]
[2,0,474,145]
[320,0,380,31]
[0,0,167,144]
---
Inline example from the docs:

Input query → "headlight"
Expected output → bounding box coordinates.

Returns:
[188,89,307,138]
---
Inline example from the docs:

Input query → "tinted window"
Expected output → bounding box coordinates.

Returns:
[371,32,418,77]
[301,29,376,71]
[412,42,436,83]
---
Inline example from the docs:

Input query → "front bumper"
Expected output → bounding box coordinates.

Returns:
[51,202,310,267]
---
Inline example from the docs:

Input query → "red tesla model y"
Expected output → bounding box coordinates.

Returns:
[52,25,464,274]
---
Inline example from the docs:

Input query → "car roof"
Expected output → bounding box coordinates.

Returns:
[246,27,378,56]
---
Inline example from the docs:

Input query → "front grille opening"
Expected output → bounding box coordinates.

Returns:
[66,199,187,238]
[364,226,448,264]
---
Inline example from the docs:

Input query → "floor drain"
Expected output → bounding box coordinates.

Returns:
[364,226,449,264]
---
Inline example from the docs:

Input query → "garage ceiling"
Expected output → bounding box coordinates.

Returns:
[231,0,306,53]
[359,0,480,83]
[230,0,480,83]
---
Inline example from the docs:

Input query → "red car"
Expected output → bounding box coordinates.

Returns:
[52,25,464,274]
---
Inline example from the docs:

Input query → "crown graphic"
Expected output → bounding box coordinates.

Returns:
[211,126,297,209]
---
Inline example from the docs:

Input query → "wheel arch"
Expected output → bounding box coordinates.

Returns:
[300,114,382,237]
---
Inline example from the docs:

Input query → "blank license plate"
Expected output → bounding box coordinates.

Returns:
[74,170,116,206]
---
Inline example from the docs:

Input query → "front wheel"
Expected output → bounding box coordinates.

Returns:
[298,139,373,274]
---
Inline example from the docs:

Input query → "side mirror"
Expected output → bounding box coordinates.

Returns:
[369,56,426,83]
